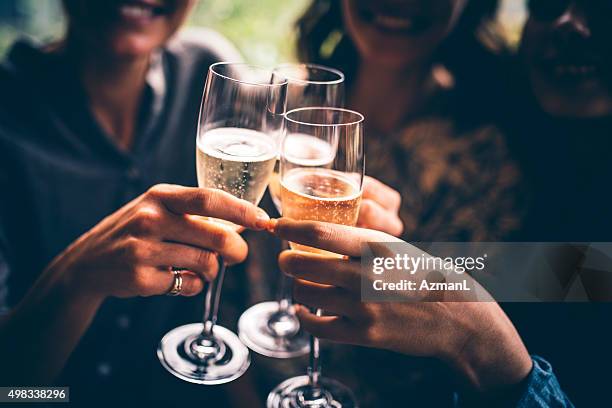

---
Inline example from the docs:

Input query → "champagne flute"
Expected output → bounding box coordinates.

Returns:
[238,63,345,359]
[268,107,364,408]
[157,62,287,384]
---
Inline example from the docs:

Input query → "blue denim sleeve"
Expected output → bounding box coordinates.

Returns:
[454,355,574,407]
[515,356,574,407]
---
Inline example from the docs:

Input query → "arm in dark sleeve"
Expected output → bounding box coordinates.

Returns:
[454,356,574,408]
[0,135,103,384]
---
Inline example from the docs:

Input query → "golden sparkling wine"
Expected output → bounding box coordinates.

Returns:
[197,127,277,228]
[270,133,336,212]
[280,167,362,255]
[197,127,277,204]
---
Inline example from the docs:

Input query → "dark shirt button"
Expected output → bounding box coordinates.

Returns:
[97,362,112,377]
[117,314,131,329]
[126,166,141,182]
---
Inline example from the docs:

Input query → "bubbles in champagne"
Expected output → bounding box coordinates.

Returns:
[281,167,361,225]
[197,127,277,205]
[281,168,361,254]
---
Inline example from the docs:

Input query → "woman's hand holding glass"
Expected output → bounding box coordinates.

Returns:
[269,218,534,393]
[50,184,269,301]
[357,176,403,237]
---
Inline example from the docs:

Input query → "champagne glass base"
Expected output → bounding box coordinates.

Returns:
[239,301,310,358]
[157,323,250,385]
[267,375,358,408]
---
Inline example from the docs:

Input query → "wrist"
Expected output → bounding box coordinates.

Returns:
[442,303,533,392]
[45,252,106,307]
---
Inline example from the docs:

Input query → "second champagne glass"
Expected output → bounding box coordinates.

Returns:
[238,64,345,358]
[157,62,287,384]
[268,107,364,408]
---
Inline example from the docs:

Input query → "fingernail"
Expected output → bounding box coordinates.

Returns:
[255,209,270,229]
[266,218,279,233]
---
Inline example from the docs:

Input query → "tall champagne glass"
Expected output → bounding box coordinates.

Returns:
[268,107,364,407]
[238,64,345,359]
[157,62,287,384]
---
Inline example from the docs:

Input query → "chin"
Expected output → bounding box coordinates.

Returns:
[107,35,163,57]
[533,75,612,119]
[359,42,427,69]
[537,93,612,119]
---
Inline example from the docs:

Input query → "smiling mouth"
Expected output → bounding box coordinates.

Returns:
[116,1,168,21]
[374,15,415,31]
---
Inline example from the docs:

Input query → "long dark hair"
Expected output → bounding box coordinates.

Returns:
[296,0,504,88]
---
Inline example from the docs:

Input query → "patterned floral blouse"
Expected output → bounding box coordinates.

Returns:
[367,116,525,243]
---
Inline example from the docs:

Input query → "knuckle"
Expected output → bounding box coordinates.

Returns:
[130,207,161,235]
[147,183,171,199]
[391,190,402,206]
[306,222,332,244]
[208,229,228,250]
[196,188,215,211]
[237,202,250,223]
[195,249,215,268]
[122,236,143,263]
[360,200,374,217]
[364,323,383,344]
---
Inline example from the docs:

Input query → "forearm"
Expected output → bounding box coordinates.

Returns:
[0,261,103,384]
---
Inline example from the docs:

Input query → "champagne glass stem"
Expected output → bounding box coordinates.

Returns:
[276,273,294,313]
[307,308,322,390]
[202,256,226,336]
[276,239,293,313]
[183,257,227,362]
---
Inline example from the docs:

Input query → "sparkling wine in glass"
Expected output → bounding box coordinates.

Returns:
[267,107,364,408]
[157,62,287,384]
[239,64,345,359]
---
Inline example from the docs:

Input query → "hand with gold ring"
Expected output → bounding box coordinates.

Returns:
[166,269,184,296]
[45,184,270,300]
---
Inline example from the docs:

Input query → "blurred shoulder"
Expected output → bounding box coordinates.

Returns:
[165,27,243,65]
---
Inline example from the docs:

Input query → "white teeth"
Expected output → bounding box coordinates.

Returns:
[374,14,414,30]
[120,5,153,19]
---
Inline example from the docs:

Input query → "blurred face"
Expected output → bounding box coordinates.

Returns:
[342,0,468,68]
[63,0,196,57]
[522,0,612,118]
